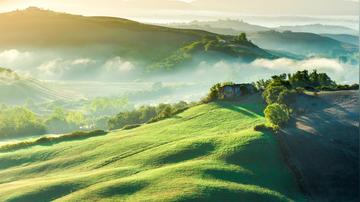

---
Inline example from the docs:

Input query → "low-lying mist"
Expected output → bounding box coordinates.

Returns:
[1,48,358,105]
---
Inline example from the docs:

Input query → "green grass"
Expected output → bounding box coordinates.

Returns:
[0,95,305,201]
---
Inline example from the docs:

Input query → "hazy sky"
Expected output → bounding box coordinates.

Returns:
[0,0,358,24]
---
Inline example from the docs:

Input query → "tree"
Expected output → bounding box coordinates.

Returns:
[235,32,248,42]
[203,83,222,102]
[264,104,290,130]
[66,111,86,127]
[262,85,287,105]
[289,70,311,88]
[0,106,46,138]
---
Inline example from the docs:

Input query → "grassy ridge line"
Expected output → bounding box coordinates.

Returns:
[0,130,107,152]
[0,97,305,201]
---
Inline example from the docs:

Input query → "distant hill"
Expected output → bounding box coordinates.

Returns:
[248,31,358,58]
[0,67,77,104]
[164,19,269,35]
[165,20,358,60]
[321,34,359,46]
[277,24,358,35]
[0,7,274,71]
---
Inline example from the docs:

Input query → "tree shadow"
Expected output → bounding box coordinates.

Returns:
[215,101,264,117]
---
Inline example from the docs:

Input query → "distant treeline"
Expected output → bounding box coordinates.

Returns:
[108,101,195,130]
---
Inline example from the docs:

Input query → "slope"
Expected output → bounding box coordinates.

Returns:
[279,91,359,202]
[0,94,305,201]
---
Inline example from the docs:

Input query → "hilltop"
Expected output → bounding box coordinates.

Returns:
[0,94,305,201]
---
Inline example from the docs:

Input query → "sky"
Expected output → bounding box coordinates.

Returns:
[0,0,358,25]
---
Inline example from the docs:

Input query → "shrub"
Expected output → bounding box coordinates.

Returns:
[264,104,290,130]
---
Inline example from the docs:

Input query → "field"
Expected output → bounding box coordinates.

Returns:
[0,94,304,201]
[279,90,359,201]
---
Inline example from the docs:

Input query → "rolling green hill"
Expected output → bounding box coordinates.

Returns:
[0,7,274,71]
[0,94,304,201]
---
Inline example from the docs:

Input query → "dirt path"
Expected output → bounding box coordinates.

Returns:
[279,90,359,202]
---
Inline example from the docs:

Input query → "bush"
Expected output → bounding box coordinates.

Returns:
[264,104,290,130]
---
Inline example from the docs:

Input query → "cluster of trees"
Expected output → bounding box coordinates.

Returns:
[0,106,46,139]
[108,101,191,130]
[0,95,136,139]
[44,107,87,134]
[260,70,359,130]
[261,80,294,130]
[256,70,358,92]
[233,33,249,43]
[85,97,130,117]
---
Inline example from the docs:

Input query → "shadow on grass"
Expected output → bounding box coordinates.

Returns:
[7,182,81,202]
[0,130,108,153]
[155,142,216,165]
[178,185,288,202]
[101,181,149,197]
[215,101,265,117]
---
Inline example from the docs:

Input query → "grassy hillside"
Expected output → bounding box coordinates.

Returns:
[0,94,304,201]
[0,7,273,71]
